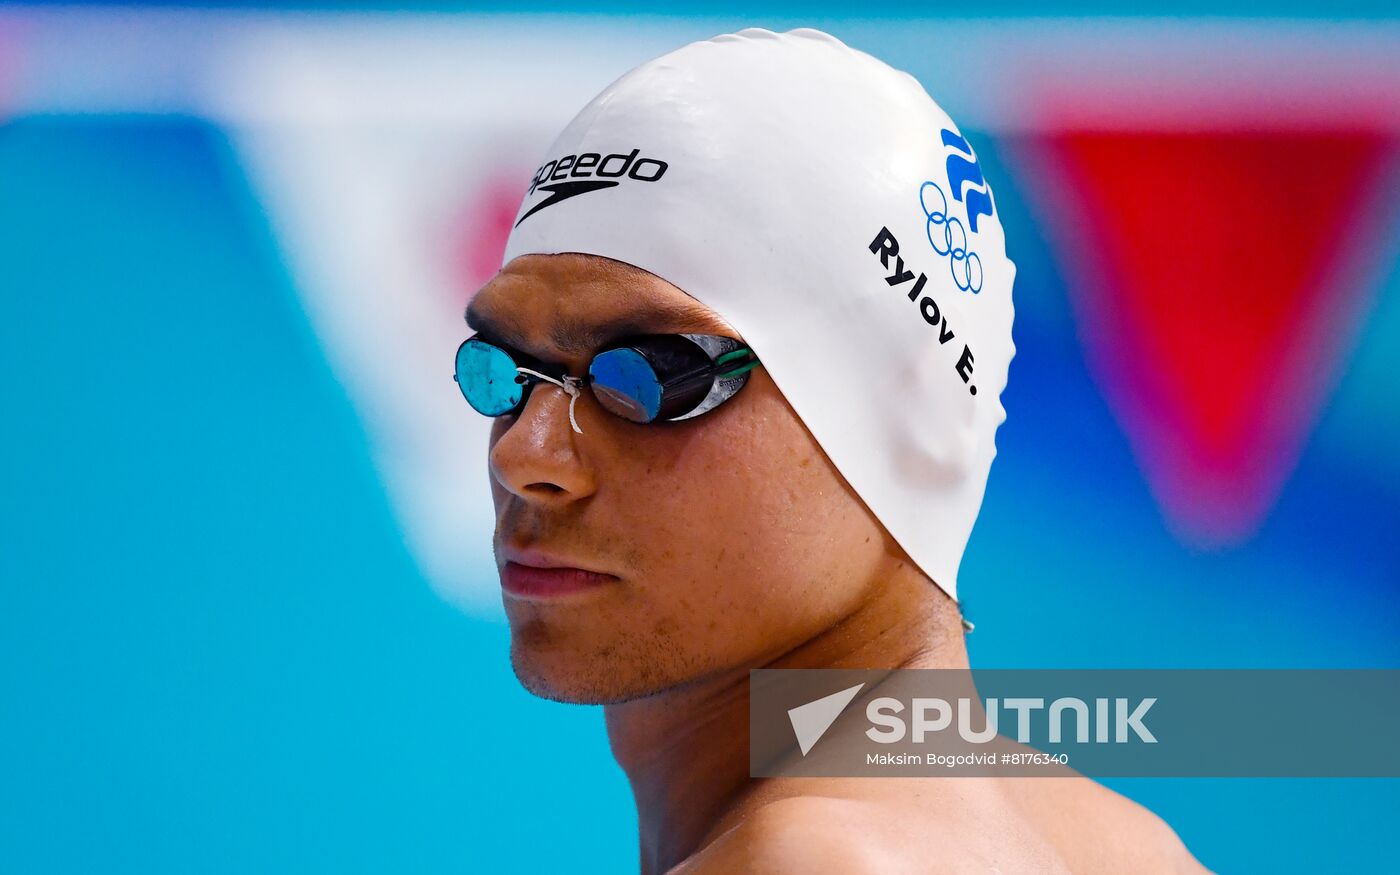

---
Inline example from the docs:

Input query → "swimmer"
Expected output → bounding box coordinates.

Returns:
[456,27,1211,874]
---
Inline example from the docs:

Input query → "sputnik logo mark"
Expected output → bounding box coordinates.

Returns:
[787,683,865,756]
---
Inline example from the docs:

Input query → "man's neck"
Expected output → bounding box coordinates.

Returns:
[604,559,968,874]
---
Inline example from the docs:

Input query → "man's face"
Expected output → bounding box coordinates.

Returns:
[470,253,897,703]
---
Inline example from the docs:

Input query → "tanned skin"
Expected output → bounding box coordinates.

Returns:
[467,253,1211,874]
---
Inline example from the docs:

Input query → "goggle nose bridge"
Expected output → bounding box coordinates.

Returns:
[513,365,587,434]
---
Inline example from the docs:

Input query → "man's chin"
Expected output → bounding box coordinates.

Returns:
[507,636,701,705]
[509,645,641,705]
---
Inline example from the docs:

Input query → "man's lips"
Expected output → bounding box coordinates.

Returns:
[499,547,619,599]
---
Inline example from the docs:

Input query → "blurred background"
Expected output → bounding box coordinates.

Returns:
[1,2,1397,872]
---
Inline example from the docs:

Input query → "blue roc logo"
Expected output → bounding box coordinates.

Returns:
[920,128,995,294]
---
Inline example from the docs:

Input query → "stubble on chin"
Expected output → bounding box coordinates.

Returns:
[506,615,707,706]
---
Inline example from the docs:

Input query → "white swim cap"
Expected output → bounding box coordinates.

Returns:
[501,27,1016,601]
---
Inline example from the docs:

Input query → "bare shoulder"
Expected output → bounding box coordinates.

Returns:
[668,774,1210,875]
[1014,776,1215,874]
[670,796,893,875]
[670,790,1070,875]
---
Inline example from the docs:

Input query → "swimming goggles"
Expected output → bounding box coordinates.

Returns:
[453,333,762,433]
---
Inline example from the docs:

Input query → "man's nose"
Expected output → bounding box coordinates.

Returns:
[488,381,598,506]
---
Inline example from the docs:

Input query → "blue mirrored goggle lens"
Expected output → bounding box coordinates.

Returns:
[589,348,664,423]
[455,338,524,416]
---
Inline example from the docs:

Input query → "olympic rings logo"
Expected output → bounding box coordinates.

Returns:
[920,180,983,295]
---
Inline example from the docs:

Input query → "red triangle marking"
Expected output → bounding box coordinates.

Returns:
[1025,129,1398,544]
[453,173,527,303]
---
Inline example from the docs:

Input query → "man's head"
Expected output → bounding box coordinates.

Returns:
[470,27,1016,701]
[471,253,920,702]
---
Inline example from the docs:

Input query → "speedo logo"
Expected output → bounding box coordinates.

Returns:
[515,148,669,227]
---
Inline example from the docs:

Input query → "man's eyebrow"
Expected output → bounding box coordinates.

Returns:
[464,298,723,356]
[463,299,516,344]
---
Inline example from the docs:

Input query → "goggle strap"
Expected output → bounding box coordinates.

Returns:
[716,345,761,378]
[717,358,760,379]
[714,347,760,379]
